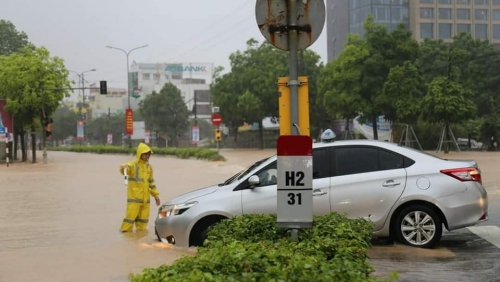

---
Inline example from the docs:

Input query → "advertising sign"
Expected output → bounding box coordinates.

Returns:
[107,134,113,145]
[125,109,134,136]
[192,126,200,144]
[0,99,14,136]
[77,121,85,141]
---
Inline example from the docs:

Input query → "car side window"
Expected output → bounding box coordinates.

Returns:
[379,149,404,170]
[313,148,330,179]
[335,147,379,176]
[254,162,278,187]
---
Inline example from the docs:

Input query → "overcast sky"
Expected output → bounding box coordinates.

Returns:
[0,0,327,98]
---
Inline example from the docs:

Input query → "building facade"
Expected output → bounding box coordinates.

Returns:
[129,62,214,120]
[327,0,500,60]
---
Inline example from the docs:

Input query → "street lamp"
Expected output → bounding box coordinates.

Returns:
[106,45,148,148]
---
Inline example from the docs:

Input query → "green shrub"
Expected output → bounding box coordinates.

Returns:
[129,213,399,282]
[47,145,225,161]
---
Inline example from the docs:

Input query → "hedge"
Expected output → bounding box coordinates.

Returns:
[47,145,225,161]
[129,213,399,282]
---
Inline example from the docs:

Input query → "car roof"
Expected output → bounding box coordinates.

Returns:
[313,139,398,149]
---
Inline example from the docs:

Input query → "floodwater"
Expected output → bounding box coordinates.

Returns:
[0,149,273,282]
[0,148,499,282]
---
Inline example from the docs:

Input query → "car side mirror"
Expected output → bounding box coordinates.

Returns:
[248,175,260,187]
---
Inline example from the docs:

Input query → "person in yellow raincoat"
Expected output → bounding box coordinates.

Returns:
[118,142,161,232]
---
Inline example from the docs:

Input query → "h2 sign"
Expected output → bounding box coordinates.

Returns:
[277,135,313,229]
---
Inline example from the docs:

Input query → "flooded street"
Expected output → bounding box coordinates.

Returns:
[0,149,273,282]
[0,148,499,281]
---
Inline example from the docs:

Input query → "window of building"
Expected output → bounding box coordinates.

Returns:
[457,9,471,19]
[153,73,160,80]
[142,73,150,80]
[172,74,182,80]
[494,10,500,20]
[391,6,404,22]
[475,0,489,5]
[421,23,435,38]
[439,0,452,4]
[494,0,500,5]
[421,8,434,19]
[475,24,488,39]
[439,8,453,19]
[457,0,471,4]
[374,6,389,21]
[494,25,500,38]
[420,0,434,3]
[439,23,453,38]
[475,9,488,20]
[457,23,471,34]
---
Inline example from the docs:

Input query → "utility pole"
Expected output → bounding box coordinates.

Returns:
[69,69,96,145]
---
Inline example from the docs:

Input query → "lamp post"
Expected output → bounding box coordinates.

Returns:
[105,45,148,148]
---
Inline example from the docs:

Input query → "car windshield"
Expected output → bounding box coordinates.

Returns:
[219,157,270,186]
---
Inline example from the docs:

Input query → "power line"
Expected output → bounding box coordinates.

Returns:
[165,14,256,62]
[153,1,254,60]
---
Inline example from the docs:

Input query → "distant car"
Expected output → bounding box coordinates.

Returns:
[155,139,488,248]
[457,138,483,150]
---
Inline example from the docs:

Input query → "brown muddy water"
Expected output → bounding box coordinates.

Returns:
[0,149,499,282]
[0,149,273,282]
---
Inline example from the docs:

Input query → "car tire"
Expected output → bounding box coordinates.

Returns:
[193,223,217,247]
[394,204,442,248]
[155,227,161,242]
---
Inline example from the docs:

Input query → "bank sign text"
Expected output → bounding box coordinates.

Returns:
[165,65,208,72]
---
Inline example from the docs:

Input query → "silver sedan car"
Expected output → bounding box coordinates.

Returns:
[155,139,488,248]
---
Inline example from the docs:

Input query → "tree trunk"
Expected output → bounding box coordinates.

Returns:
[31,127,37,163]
[372,116,379,140]
[258,121,264,150]
[20,130,27,162]
[344,119,350,140]
[233,126,239,149]
[444,123,450,154]
[14,129,18,161]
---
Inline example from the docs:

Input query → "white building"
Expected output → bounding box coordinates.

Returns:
[129,62,214,120]
[88,87,128,118]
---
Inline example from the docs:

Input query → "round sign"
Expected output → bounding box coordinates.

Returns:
[211,113,223,126]
[255,0,325,51]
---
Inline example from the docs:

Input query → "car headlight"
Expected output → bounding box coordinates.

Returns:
[158,201,198,218]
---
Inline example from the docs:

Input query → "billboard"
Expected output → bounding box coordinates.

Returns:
[164,63,213,75]
[0,100,14,135]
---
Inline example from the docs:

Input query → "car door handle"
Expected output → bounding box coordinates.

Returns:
[382,180,401,187]
[313,189,327,196]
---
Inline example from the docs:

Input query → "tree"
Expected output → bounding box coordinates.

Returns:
[52,104,80,144]
[86,113,125,145]
[420,76,476,153]
[0,45,71,162]
[0,20,30,56]
[139,83,190,147]
[318,35,368,139]
[211,38,324,148]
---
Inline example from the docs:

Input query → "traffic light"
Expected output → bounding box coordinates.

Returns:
[215,128,222,141]
[100,80,107,95]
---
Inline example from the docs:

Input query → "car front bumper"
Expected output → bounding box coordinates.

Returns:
[154,211,194,247]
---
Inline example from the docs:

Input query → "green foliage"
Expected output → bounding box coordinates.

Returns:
[47,145,225,161]
[421,76,476,125]
[211,38,324,147]
[139,83,190,147]
[130,213,399,282]
[0,45,71,132]
[52,104,80,141]
[0,19,30,56]
[85,113,126,145]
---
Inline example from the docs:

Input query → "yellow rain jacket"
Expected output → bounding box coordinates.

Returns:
[119,142,160,232]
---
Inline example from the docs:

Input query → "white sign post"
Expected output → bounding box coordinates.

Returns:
[277,135,313,238]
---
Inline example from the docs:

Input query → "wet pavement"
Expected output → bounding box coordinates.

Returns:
[0,149,499,282]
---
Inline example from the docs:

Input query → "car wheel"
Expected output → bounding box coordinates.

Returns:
[194,223,217,247]
[155,227,161,241]
[394,205,442,248]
